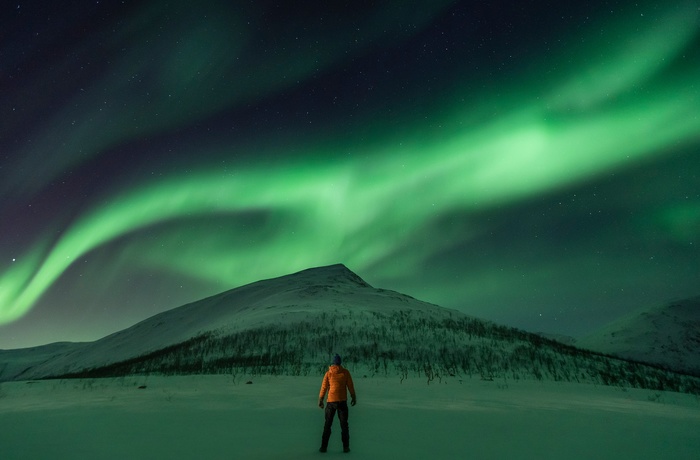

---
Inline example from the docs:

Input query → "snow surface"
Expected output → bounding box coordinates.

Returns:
[1,375,699,459]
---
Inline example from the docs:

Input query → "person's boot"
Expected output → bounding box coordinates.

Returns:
[343,445,350,453]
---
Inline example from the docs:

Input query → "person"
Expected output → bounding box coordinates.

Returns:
[318,354,356,453]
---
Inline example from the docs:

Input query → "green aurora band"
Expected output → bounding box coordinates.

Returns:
[1,2,699,325]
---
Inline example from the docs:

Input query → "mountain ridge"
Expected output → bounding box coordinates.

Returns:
[2,265,699,396]
[0,264,447,380]
[577,295,700,375]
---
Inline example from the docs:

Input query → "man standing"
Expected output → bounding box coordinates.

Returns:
[318,354,356,453]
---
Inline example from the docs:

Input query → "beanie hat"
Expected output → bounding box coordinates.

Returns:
[332,354,342,365]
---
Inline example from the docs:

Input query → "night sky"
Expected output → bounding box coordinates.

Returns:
[1,1,699,349]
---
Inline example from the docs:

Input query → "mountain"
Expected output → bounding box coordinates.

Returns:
[577,296,700,376]
[1,264,699,395]
[0,341,87,382]
[1,264,446,380]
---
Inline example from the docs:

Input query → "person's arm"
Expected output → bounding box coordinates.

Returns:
[346,370,356,406]
[318,372,330,408]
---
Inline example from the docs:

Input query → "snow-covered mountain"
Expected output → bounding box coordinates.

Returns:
[0,341,87,382]
[1,264,448,380]
[2,265,699,395]
[577,296,700,376]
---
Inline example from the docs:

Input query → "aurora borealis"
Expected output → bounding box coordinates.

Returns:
[1,1,699,348]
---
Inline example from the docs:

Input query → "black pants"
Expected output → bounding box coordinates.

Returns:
[321,401,349,449]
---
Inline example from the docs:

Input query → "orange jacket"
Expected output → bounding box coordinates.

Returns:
[319,365,356,403]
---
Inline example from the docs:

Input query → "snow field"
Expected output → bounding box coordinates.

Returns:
[1,375,699,459]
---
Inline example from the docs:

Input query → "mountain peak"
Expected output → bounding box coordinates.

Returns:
[282,264,372,288]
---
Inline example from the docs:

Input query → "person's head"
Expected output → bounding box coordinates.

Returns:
[332,354,342,366]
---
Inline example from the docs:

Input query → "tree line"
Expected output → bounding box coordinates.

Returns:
[51,309,700,395]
